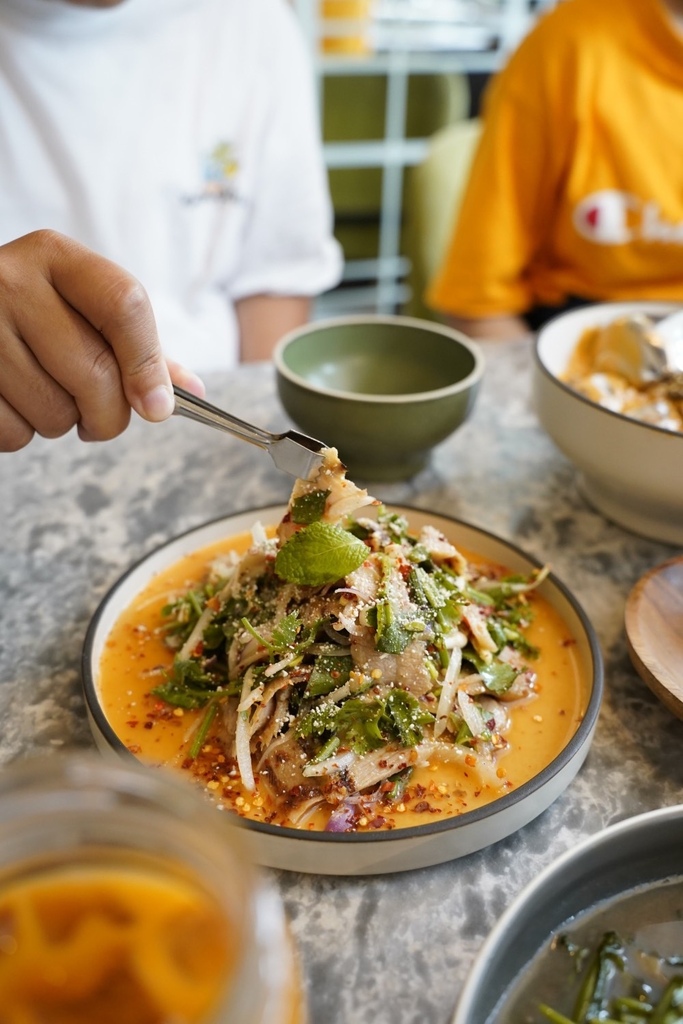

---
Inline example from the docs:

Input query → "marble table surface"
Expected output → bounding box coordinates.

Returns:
[1,337,681,1024]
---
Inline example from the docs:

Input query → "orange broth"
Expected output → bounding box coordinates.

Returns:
[0,861,234,1023]
[98,531,589,832]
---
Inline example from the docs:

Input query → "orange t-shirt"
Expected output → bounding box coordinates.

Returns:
[427,0,683,319]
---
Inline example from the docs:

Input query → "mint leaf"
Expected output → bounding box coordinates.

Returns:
[290,489,330,525]
[274,522,368,586]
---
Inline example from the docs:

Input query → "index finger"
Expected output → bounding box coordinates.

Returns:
[42,232,175,422]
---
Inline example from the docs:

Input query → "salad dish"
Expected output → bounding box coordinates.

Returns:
[83,452,602,875]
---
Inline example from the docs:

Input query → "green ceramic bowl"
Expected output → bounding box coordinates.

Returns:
[274,314,484,481]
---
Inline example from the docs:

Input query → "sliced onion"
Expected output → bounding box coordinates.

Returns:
[178,604,216,662]
[235,667,256,791]
[434,647,462,738]
[457,688,487,738]
[347,747,416,793]
[303,750,356,778]
[325,800,360,833]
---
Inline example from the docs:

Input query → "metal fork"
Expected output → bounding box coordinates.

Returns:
[172,386,327,480]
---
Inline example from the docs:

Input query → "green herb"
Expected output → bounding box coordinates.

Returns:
[270,612,305,651]
[537,931,683,1024]
[500,621,539,659]
[161,588,207,643]
[454,719,474,745]
[241,610,324,660]
[373,599,414,655]
[290,489,331,525]
[486,617,509,650]
[573,932,626,1023]
[309,735,340,763]
[464,647,519,694]
[151,658,218,708]
[200,621,227,650]
[462,583,495,606]
[409,566,448,610]
[297,689,433,755]
[481,570,547,605]
[385,689,434,747]
[407,543,431,565]
[329,697,388,754]
[189,701,219,759]
[386,766,413,803]
[651,977,683,1024]
[151,648,240,708]
[152,680,212,710]
[306,654,353,697]
[274,521,368,586]
[612,996,653,1015]
[538,1006,577,1024]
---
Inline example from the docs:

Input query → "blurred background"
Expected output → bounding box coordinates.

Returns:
[291,0,559,321]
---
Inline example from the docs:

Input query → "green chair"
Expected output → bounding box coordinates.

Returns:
[403,118,483,320]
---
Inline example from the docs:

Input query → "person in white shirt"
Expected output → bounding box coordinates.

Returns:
[0,0,342,374]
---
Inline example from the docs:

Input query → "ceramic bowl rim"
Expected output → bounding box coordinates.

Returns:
[273,314,485,404]
[534,301,683,443]
[81,503,603,851]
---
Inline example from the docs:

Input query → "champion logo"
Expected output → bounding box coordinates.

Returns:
[574,190,683,245]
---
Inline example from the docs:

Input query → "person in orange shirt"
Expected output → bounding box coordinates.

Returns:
[427,0,683,340]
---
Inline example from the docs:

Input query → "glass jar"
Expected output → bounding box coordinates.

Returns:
[0,754,305,1024]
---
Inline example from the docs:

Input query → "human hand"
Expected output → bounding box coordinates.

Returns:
[0,230,205,452]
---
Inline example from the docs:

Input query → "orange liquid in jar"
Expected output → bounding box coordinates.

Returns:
[0,861,235,1023]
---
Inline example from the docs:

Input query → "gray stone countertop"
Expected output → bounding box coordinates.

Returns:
[1,337,681,1023]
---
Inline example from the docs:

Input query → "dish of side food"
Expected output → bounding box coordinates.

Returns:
[533,303,683,545]
[453,805,683,1024]
[83,452,603,875]
[519,904,683,1024]
[562,312,683,432]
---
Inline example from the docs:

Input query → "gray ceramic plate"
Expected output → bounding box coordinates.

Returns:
[453,804,683,1023]
[82,505,603,876]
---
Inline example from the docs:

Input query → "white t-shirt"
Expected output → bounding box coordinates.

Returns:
[0,0,343,372]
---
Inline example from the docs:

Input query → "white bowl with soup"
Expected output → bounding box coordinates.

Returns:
[82,505,603,876]
[534,302,683,545]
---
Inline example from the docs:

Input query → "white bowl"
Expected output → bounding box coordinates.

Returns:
[452,803,683,1024]
[82,505,603,876]
[534,302,683,544]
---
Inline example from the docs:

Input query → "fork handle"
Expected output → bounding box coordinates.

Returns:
[172,386,276,450]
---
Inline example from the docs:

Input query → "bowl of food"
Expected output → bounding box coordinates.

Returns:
[452,803,683,1024]
[534,302,683,544]
[82,451,602,876]
[273,314,484,481]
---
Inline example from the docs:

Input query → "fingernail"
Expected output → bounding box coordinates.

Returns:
[180,370,206,399]
[141,385,175,422]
